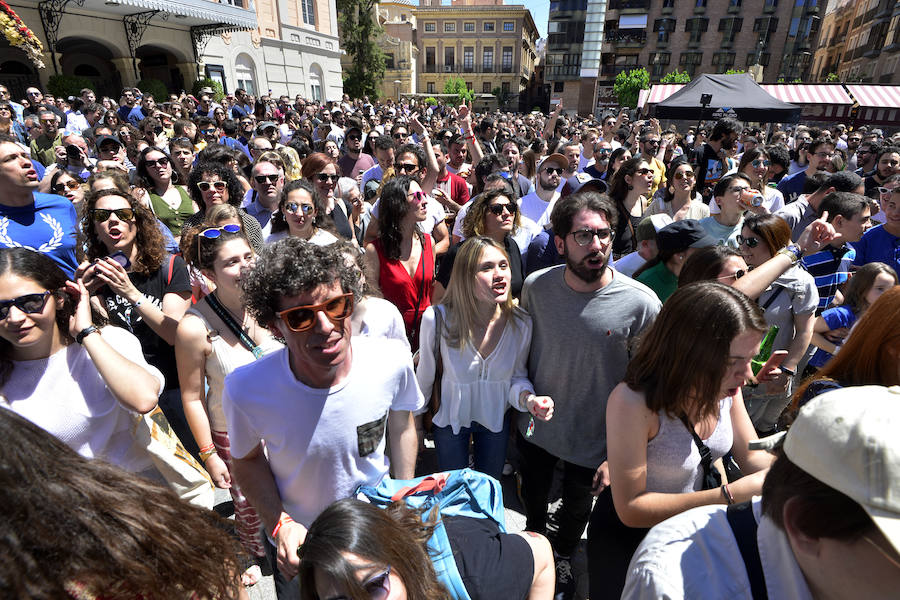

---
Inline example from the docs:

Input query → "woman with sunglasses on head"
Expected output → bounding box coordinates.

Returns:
[299,497,555,600]
[418,236,553,481]
[77,188,196,456]
[0,248,162,472]
[587,282,774,599]
[608,157,654,260]
[176,222,283,585]
[646,160,709,222]
[267,179,339,246]
[365,176,434,352]
[184,161,264,252]
[434,189,525,304]
[736,214,818,435]
[49,170,86,212]
[303,151,354,240]
[134,146,197,242]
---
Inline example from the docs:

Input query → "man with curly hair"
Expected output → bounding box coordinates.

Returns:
[223,239,423,599]
[0,134,78,277]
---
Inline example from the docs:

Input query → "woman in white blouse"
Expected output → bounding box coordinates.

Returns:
[416,236,553,480]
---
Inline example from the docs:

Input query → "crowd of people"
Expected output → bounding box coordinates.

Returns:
[1,82,899,600]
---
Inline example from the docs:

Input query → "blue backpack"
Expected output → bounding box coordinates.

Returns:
[356,469,507,600]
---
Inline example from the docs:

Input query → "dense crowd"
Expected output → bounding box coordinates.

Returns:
[1,83,899,600]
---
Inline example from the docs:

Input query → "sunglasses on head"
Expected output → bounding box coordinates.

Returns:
[284,202,314,215]
[315,173,340,183]
[197,181,227,192]
[276,293,354,332]
[92,207,134,223]
[144,156,169,168]
[718,269,746,281]
[488,202,517,216]
[52,180,81,192]
[0,291,52,320]
[736,234,761,248]
[255,173,280,184]
[200,224,241,239]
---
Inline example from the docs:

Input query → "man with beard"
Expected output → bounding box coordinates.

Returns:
[516,191,661,600]
[520,153,566,228]
[584,139,612,179]
[693,118,741,203]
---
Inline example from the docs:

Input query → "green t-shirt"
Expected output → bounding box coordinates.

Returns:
[636,260,678,303]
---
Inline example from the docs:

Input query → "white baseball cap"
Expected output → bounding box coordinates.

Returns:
[780,385,900,555]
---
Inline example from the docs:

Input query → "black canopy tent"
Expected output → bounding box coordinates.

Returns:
[652,73,802,123]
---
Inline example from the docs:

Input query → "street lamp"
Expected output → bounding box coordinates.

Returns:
[394,79,402,102]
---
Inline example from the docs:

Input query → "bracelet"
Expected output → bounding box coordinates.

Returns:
[464,134,474,140]
[776,245,802,265]
[198,442,216,454]
[721,484,735,505]
[199,448,218,462]
[271,513,293,538]
[75,325,100,345]
[781,366,796,377]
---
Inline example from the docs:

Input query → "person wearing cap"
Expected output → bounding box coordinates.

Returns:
[633,219,716,302]
[257,121,281,148]
[623,384,900,600]
[613,214,673,278]
[94,134,135,176]
[336,118,374,179]
[519,152,566,228]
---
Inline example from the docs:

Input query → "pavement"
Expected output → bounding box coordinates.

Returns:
[221,443,591,600]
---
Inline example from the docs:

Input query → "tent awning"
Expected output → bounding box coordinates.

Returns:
[651,74,801,123]
[638,84,686,108]
[844,85,900,108]
[759,84,853,105]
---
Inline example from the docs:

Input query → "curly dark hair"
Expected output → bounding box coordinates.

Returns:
[376,176,416,261]
[80,188,166,275]
[0,407,244,600]
[186,161,243,210]
[241,238,358,327]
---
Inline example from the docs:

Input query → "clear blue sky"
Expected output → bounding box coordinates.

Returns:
[517,0,549,38]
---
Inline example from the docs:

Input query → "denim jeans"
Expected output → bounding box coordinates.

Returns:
[432,412,511,481]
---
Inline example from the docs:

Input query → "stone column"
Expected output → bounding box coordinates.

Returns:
[111,57,139,87]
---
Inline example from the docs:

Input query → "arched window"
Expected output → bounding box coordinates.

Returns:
[309,63,323,101]
[235,54,257,96]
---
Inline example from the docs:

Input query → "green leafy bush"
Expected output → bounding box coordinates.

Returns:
[47,75,94,100]
[192,78,224,103]
[136,79,168,103]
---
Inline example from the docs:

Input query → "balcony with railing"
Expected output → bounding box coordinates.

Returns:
[601,64,631,76]
[604,29,647,47]
[608,0,650,10]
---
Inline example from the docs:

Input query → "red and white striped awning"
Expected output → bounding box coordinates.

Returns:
[638,84,686,108]
[759,84,853,105]
[844,85,900,108]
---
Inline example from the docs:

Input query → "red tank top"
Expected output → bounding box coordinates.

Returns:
[374,234,434,351]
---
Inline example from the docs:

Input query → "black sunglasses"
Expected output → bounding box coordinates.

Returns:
[736,234,761,248]
[396,163,418,173]
[315,173,340,183]
[488,202,518,216]
[144,156,170,168]
[0,291,52,320]
[92,208,135,223]
[542,167,563,176]
[254,173,280,184]
[718,269,747,281]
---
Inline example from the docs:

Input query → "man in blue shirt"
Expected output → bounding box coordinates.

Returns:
[778,138,836,205]
[853,186,900,275]
[0,135,78,277]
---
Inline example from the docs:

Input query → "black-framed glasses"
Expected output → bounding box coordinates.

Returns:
[254,173,280,184]
[197,181,227,192]
[144,156,170,168]
[542,167,563,176]
[52,180,82,192]
[396,163,418,173]
[718,269,746,281]
[0,291,52,320]
[277,293,354,332]
[315,173,340,183]
[570,228,614,246]
[488,202,518,216]
[737,235,761,248]
[92,208,135,223]
[284,202,314,215]
[392,133,407,139]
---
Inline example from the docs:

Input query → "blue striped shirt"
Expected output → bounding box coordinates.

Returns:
[801,245,855,313]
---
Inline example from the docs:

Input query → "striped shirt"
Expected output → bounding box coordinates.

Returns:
[801,244,855,313]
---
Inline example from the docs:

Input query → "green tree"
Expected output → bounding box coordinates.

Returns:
[492,86,511,109]
[337,0,386,99]
[825,72,839,82]
[444,76,474,105]
[613,67,650,108]
[660,69,691,83]
[724,68,746,75]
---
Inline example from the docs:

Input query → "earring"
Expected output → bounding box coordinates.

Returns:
[627,184,633,191]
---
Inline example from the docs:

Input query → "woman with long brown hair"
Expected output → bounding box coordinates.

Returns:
[133,146,198,241]
[299,497,554,600]
[587,282,774,599]
[302,151,353,239]
[607,157,654,259]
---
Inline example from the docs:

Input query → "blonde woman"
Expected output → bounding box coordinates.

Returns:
[416,236,553,481]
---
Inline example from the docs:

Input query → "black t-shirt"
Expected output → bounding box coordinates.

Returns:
[612,208,640,259]
[101,254,191,390]
[436,236,524,299]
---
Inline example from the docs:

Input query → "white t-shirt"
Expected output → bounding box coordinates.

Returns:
[351,296,410,350]
[519,189,561,229]
[222,336,424,527]
[265,228,339,246]
[3,326,164,473]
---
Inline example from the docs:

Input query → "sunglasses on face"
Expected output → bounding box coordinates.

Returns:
[542,166,563,176]
[347,135,361,141]
[92,207,135,223]
[197,181,227,192]
[144,156,170,168]
[276,293,354,332]
[596,148,612,156]
[254,173,280,184]
[674,171,695,180]
[751,159,770,168]
[737,234,761,248]
[718,269,746,281]
[0,291,52,320]
[200,128,216,135]
[315,173,340,183]
[52,180,81,192]
[488,202,517,216]
[396,163,418,173]
[284,202,314,215]
[643,139,660,146]
[408,190,424,203]
[570,228,614,246]
[328,566,392,600]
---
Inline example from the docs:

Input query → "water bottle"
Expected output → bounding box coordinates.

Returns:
[751,325,779,375]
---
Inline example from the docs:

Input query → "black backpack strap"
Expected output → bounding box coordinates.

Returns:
[726,501,768,600]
